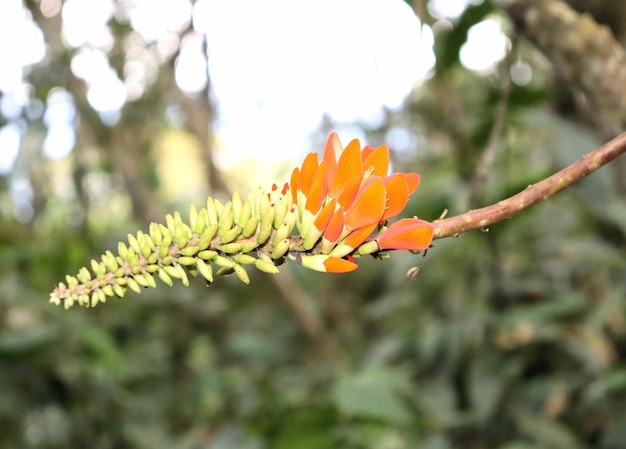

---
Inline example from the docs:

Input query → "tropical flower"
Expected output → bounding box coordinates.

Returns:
[289,133,433,272]
[50,132,433,308]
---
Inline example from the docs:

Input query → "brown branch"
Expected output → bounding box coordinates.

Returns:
[432,131,626,239]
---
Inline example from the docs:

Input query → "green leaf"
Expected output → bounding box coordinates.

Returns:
[333,366,414,424]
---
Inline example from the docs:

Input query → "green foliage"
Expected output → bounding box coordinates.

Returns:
[3,1,626,448]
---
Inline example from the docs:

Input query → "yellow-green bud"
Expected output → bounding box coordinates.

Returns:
[157,268,173,287]
[198,250,217,260]
[177,256,197,266]
[220,226,241,244]
[220,242,243,254]
[218,201,234,237]
[237,198,252,229]
[127,277,141,294]
[188,204,199,232]
[232,263,250,284]
[196,259,213,283]
[113,283,125,297]
[149,222,163,245]
[242,214,259,237]
[180,244,200,257]
[254,259,280,274]
[212,255,234,269]
[206,197,218,225]
[232,192,243,224]
[256,222,272,245]
[233,254,256,265]
[271,238,290,259]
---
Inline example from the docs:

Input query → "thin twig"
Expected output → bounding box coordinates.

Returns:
[432,132,626,239]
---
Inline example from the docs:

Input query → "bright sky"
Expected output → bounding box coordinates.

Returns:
[0,0,513,219]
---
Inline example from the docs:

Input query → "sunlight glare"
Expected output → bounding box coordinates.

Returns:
[460,18,509,72]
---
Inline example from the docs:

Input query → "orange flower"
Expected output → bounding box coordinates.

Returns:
[290,133,432,272]
[375,218,433,251]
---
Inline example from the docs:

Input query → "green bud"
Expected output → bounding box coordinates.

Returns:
[212,255,234,269]
[157,268,173,287]
[216,266,234,276]
[303,227,323,251]
[189,204,199,232]
[127,233,141,254]
[113,283,125,297]
[127,277,141,294]
[206,197,218,225]
[242,214,259,237]
[272,222,291,246]
[196,259,213,283]
[145,273,157,288]
[194,207,207,235]
[147,253,159,265]
[221,226,241,244]
[232,254,256,265]
[180,244,200,257]
[101,285,114,297]
[139,240,153,259]
[198,250,218,260]
[118,242,129,260]
[218,201,234,237]
[256,222,272,245]
[220,242,243,254]
[236,198,252,229]
[149,222,163,245]
[273,194,290,229]
[232,192,243,224]
[271,238,290,259]
[160,225,173,247]
[232,263,250,284]
[175,264,189,286]
[174,223,190,248]
[177,256,197,266]
[357,240,379,256]
[77,267,91,284]
[254,259,279,274]
[134,274,150,288]
[213,199,224,217]
[165,213,176,234]
[240,239,260,253]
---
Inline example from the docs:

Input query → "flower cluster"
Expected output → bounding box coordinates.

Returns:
[50,133,433,308]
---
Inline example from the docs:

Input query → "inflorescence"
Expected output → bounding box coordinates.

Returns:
[50,133,434,308]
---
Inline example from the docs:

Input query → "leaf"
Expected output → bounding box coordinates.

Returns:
[333,366,414,424]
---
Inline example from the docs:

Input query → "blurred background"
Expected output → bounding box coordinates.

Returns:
[2,0,626,447]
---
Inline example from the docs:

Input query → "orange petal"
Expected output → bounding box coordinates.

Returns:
[290,167,300,204]
[323,133,341,191]
[381,174,409,221]
[361,145,374,161]
[336,175,361,209]
[329,138,363,199]
[376,218,434,251]
[323,256,358,273]
[344,176,386,230]
[323,207,345,243]
[362,144,389,178]
[305,162,327,213]
[299,152,319,196]
[342,223,378,249]
[313,198,336,232]
[403,173,421,195]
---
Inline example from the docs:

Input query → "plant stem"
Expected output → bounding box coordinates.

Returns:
[432,132,626,239]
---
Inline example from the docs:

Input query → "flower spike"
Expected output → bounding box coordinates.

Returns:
[49,133,432,308]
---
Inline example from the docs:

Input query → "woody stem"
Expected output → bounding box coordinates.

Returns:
[432,132,626,239]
